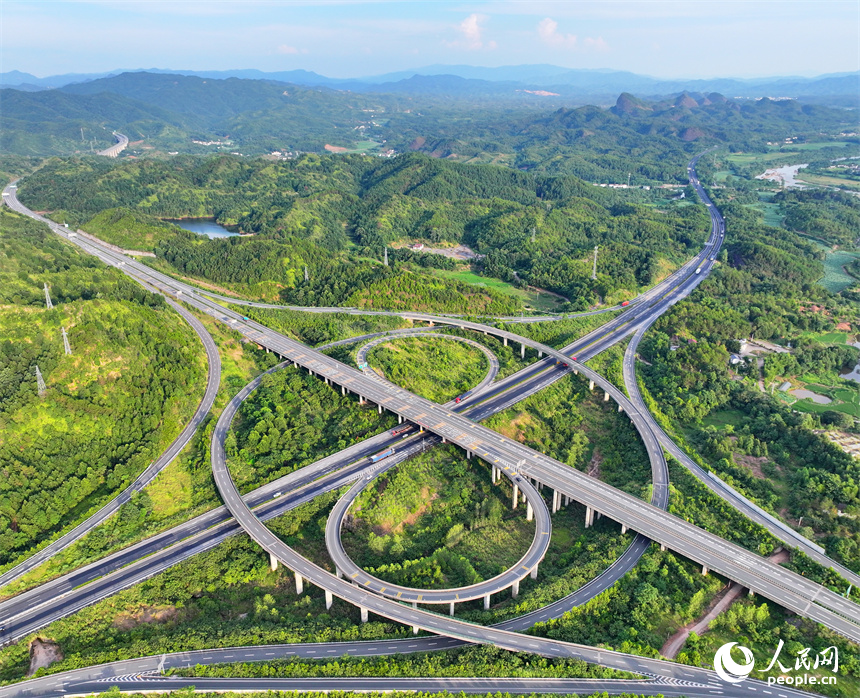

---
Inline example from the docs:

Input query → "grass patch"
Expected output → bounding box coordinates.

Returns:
[367,335,489,403]
[430,267,565,313]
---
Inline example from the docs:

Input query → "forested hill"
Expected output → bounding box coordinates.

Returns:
[19,152,708,310]
[1,70,855,166]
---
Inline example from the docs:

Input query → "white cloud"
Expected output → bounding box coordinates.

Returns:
[537,17,576,48]
[584,36,609,52]
[448,13,496,51]
[277,45,300,55]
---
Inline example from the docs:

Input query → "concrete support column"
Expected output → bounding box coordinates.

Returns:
[295,572,304,595]
[270,552,278,571]
[585,506,594,528]
[413,626,419,635]
[573,369,578,375]
[589,380,594,390]
[511,579,520,599]
[512,484,519,509]
[449,602,455,617]
[325,590,333,610]
[266,347,270,353]
[531,565,538,580]
[604,391,610,402]
[621,524,628,535]
[378,404,382,415]
[748,589,754,597]
[538,350,543,358]
[428,321,434,327]
[484,594,491,610]
[419,426,424,433]
[335,567,342,579]
[360,608,369,623]
[520,343,525,359]
[618,404,623,412]
[398,414,403,424]
[442,437,446,444]
[702,565,709,576]
[359,395,365,405]
[526,501,534,522]
[467,450,472,460]
[503,337,508,347]
[660,543,667,552]
[341,385,346,396]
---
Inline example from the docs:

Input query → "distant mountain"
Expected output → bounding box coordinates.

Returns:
[3,66,856,107]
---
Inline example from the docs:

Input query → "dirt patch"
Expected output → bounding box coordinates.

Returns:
[374,488,438,535]
[28,638,63,676]
[324,144,348,153]
[733,452,770,479]
[587,449,602,478]
[112,604,178,631]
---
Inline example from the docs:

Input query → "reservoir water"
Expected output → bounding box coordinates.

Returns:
[170,218,239,239]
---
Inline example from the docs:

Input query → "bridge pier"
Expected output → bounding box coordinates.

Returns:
[511,579,520,598]
[618,404,623,412]
[621,524,628,534]
[503,337,508,347]
[531,565,538,580]
[295,572,304,595]
[604,391,610,402]
[341,385,346,396]
[335,567,342,579]
[413,625,419,635]
[484,593,491,610]
[585,506,594,528]
[325,590,333,610]
[520,343,525,359]
[552,489,560,513]
[270,552,278,571]
[702,565,709,576]
[748,589,754,597]
[526,501,533,521]
[378,404,382,414]
[538,350,543,358]
[466,450,472,460]
[398,414,403,424]
[512,484,519,509]
[589,380,594,390]
[359,395,365,405]
[360,607,369,623]
[449,602,456,616]
[660,543,667,552]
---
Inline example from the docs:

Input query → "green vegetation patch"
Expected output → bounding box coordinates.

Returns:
[227,365,397,492]
[367,335,488,403]
[0,209,206,569]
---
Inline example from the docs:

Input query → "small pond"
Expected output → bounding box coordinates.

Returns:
[169,218,239,239]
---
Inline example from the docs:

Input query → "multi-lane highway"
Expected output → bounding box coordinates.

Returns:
[1,150,854,697]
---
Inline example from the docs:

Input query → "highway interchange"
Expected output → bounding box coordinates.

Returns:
[1,152,857,697]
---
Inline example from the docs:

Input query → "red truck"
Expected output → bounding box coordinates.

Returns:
[620,301,630,307]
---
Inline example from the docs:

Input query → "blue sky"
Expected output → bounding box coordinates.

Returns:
[3,1,858,79]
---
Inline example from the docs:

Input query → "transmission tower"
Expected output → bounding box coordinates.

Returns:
[62,327,72,355]
[383,247,389,266]
[591,246,599,280]
[43,283,54,310]
[531,227,536,243]
[304,266,309,282]
[627,172,631,188]
[34,366,46,396]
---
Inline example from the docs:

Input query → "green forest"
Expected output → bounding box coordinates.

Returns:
[18,151,710,311]
[0,208,206,569]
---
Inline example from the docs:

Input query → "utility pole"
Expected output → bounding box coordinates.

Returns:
[304,266,309,282]
[34,366,46,396]
[44,283,54,310]
[62,327,72,355]
[383,247,389,267]
[591,246,598,281]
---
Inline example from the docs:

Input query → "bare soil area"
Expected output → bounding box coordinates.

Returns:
[28,638,63,676]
